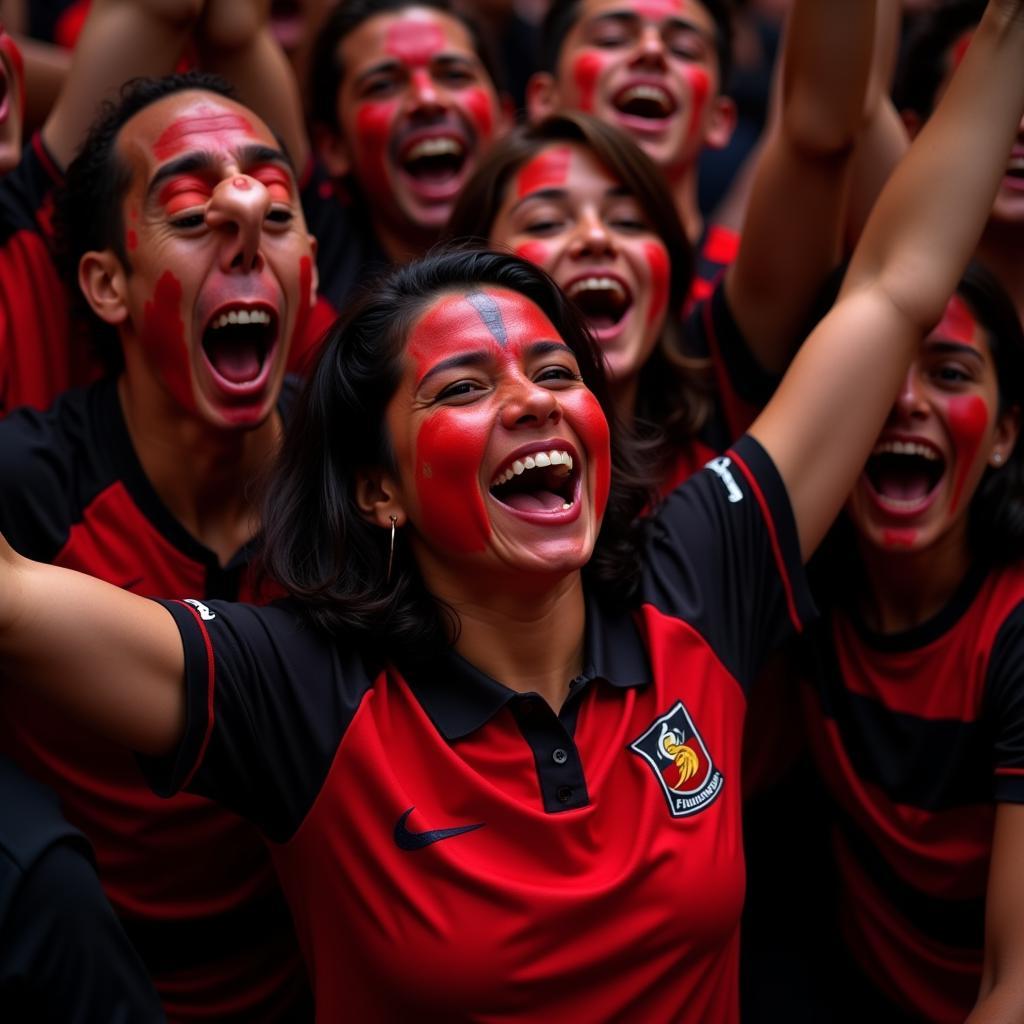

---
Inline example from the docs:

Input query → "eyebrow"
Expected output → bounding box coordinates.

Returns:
[354,52,476,86]
[926,340,985,362]
[589,10,711,36]
[509,183,635,214]
[416,340,571,389]
[147,144,291,201]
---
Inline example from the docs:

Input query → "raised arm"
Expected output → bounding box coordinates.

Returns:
[41,0,202,171]
[724,0,875,374]
[750,0,1024,559]
[0,531,185,757]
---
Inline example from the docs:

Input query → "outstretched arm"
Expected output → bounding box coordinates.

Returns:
[41,0,202,171]
[0,531,185,757]
[724,0,875,375]
[750,0,1024,559]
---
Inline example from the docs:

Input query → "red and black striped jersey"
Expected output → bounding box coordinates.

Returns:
[801,562,1024,1023]
[144,436,813,1023]
[0,377,310,1022]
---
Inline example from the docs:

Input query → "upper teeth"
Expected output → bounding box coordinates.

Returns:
[620,84,670,109]
[872,440,939,460]
[492,449,574,486]
[1008,155,1024,171]
[407,137,464,161]
[567,277,627,301]
[211,309,271,330]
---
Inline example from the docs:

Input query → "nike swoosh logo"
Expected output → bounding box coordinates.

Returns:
[393,807,484,851]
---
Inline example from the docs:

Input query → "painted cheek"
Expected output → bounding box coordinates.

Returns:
[126,230,138,252]
[571,390,612,520]
[415,409,491,553]
[513,242,554,268]
[683,66,710,144]
[572,53,606,113]
[882,528,919,549]
[947,394,989,515]
[516,147,572,199]
[289,256,314,354]
[463,87,495,143]
[354,101,398,201]
[141,271,193,412]
[952,31,973,70]
[153,113,253,161]
[642,241,670,327]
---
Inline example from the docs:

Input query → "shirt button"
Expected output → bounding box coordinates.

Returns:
[556,786,573,804]
[552,748,568,765]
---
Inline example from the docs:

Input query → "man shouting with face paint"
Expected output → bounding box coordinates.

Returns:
[0,72,317,1021]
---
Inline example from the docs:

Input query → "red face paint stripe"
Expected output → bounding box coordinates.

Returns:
[935,294,979,348]
[947,394,988,515]
[642,241,670,328]
[882,529,918,549]
[516,147,573,200]
[154,113,255,161]
[572,53,604,114]
[384,17,446,65]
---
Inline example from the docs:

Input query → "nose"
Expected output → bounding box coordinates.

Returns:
[631,24,668,71]
[570,207,617,260]
[500,376,562,430]
[205,174,270,273]
[892,366,929,421]
[407,67,445,117]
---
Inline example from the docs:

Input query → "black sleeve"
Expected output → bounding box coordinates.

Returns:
[0,135,63,244]
[139,599,373,842]
[0,842,165,1024]
[985,601,1024,803]
[641,433,816,694]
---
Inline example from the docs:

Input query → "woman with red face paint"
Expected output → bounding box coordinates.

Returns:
[0,2,1022,1018]
[796,261,1024,1023]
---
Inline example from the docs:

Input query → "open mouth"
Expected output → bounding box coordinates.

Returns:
[566,276,633,335]
[613,83,676,121]
[864,440,944,509]
[399,135,467,187]
[201,306,278,388]
[1004,150,1024,191]
[489,448,579,514]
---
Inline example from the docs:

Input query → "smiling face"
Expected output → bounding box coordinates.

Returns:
[102,90,316,430]
[488,143,670,401]
[848,295,1019,557]
[381,288,611,582]
[537,0,732,176]
[329,6,502,243]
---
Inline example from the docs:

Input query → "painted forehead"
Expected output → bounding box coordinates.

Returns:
[514,143,621,200]
[345,7,479,72]
[928,293,990,353]
[579,0,715,29]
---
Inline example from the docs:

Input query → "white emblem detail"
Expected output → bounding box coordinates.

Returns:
[705,456,743,503]
[184,598,216,621]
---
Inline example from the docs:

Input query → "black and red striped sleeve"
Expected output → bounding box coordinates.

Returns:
[986,602,1024,803]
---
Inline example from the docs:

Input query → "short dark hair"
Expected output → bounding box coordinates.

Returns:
[445,112,711,486]
[55,71,237,372]
[893,0,985,122]
[308,0,502,136]
[260,248,654,664]
[539,0,735,92]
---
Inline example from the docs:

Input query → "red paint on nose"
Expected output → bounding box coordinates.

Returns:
[642,241,670,327]
[233,177,251,190]
[516,147,572,199]
[947,394,988,515]
[573,53,604,113]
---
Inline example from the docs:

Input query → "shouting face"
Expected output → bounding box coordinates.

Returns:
[489,143,670,398]
[380,288,611,585]
[328,6,504,246]
[95,90,317,430]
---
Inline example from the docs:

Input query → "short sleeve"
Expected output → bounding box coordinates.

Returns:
[140,599,373,842]
[641,434,815,693]
[986,602,1024,803]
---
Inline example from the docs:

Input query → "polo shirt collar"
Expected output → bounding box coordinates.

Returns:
[405,592,652,741]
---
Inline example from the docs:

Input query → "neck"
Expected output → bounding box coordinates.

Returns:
[977,222,1024,324]
[427,563,587,710]
[669,163,704,244]
[373,213,440,266]
[118,374,281,566]
[853,525,973,634]
[611,374,640,427]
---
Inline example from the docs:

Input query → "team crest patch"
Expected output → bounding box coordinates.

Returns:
[630,702,723,817]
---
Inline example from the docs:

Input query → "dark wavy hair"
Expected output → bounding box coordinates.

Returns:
[260,248,654,663]
[539,0,735,91]
[445,112,711,488]
[308,0,502,137]
[54,71,239,373]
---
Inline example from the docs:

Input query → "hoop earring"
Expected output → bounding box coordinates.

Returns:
[386,514,399,583]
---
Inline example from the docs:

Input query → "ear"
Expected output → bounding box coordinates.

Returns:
[702,94,738,151]
[355,467,407,529]
[990,404,1021,468]
[315,125,352,180]
[78,250,129,326]
[526,71,559,124]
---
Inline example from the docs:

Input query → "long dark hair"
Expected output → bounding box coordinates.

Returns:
[260,248,654,664]
[445,112,712,487]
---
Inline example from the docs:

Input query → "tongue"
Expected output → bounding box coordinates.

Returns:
[874,464,935,502]
[503,490,566,513]
[206,336,263,384]
[406,160,459,185]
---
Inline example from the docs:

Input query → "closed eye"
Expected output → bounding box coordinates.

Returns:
[436,379,488,402]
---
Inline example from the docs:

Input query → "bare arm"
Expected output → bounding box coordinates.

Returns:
[0,532,186,757]
[967,803,1024,1023]
[41,0,202,171]
[724,0,875,375]
[197,0,310,171]
[750,0,1024,560]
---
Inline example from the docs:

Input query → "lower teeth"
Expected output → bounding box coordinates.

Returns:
[562,503,571,510]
